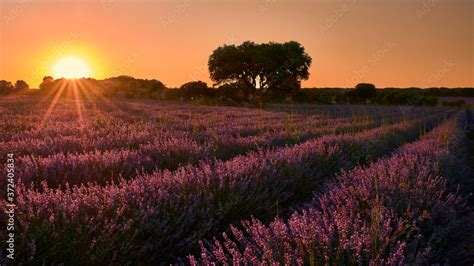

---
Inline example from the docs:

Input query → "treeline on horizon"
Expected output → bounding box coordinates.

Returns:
[1,76,473,107]
[1,40,473,107]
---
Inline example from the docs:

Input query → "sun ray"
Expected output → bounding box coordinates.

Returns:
[76,78,126,117]
[71,80,86,131]
[76,79,104,116]
[75,79,97,107]
[37,79,67,132]
[37,80,64,108]
[76,79,123,126]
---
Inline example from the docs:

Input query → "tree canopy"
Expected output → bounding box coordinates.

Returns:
[0,80,14,94]
[346,83,377,101]
[208,41,312,101]
[15,80,29,90]
[179,81,213,99]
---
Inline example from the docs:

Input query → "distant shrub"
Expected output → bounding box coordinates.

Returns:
[342,83,377,103]
[107,76,166,99]
[15,80,29,90]
[0,80,14,94]
[39,76,54,90]
[179,81,215,99]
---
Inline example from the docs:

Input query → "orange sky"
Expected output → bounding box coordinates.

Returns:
[1,0,473,88]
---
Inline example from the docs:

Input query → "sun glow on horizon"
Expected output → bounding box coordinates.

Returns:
[52,56,92,79]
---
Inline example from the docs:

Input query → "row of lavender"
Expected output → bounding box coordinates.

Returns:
[191,110,474,265]
[0,97,380,138]
[0,110,408,157]
[1,110,445,191]
[0,107,451,264]
[1,103,425,149]
[0,96,437,142]
[0,98,440,189]
[0,98,444,191]
[2,103,425,157]
[0,100,426,145]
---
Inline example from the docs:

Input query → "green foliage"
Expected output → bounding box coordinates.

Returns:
[208,41,312,101]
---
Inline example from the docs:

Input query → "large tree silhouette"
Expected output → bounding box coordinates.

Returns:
[208,41,312,101]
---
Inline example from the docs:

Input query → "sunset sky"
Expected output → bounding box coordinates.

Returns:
[1,0,472,88]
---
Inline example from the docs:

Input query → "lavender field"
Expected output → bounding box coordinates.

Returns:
[0,94,473,265]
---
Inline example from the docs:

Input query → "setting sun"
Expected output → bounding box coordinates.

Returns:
[52,56,92,79]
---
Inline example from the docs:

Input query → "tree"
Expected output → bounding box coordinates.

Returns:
[208,41,312,101]
[349,83,377,102]
[0,80,14,94]
[179,81,213,99]
[39,76,54,90]
[147,79,167,97]
[15,80,29,90]
[104,76,167,99]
